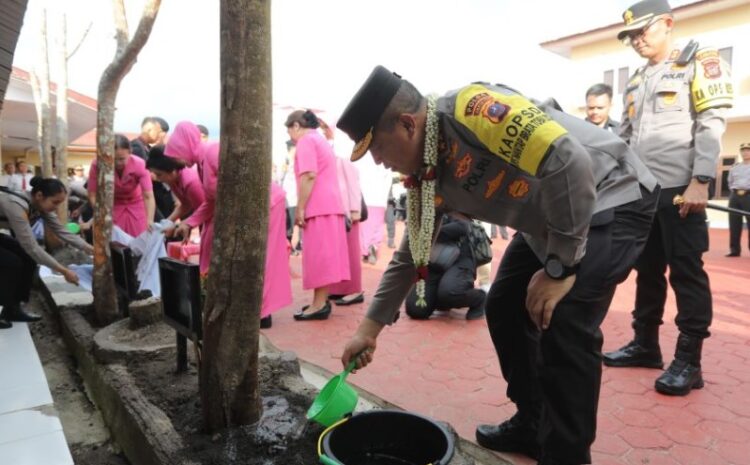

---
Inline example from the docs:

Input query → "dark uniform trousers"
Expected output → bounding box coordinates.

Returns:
[0,234,36,307]
[405,255,484,319]
[633,186,712,339]
[485,186,659,463]
[728,190,750,255]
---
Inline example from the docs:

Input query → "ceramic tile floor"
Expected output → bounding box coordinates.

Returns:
[0,320,73,465]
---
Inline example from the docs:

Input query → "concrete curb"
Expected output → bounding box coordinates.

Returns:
[57,309,191,465]
[42,277,510,465]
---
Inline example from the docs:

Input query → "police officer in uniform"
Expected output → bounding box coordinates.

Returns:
[335,66,659,465]
[603,0,733,396]
[726,142,750,256]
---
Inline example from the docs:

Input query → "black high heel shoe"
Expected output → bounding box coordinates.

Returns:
[293,302,332,321]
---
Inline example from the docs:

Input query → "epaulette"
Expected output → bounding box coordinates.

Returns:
[675,40,699,66]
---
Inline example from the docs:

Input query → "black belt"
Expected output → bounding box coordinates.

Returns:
[732,189,748,196]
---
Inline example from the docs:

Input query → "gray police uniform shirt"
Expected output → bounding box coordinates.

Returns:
[619,45,732,188]
[0,190,89,270]
[728,164,750,191]
[365,83,658,325]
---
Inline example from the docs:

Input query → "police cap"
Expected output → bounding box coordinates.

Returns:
[617,0,672,41]
[336,66,403,161]
[741,142,750,151]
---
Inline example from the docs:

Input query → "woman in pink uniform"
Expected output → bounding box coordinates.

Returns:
[165,121,219,275]
[87,134,155,237]
[260,182,293,328]
[145,145,205,227]
[286,110,350,320]
[328,156,364,306]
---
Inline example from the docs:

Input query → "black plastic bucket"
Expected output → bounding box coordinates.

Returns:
[322,410,454,465]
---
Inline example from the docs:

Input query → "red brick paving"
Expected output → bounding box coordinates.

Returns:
[264,225,750,465]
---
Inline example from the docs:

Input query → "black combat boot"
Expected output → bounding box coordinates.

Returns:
[603,325,663,368]
[476,407,541,459]
[655,333,704,396]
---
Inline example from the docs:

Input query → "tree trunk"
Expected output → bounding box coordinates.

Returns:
[37,8,54,177]
[199,0,271,432]
[92,0,161,326]
[55,13,69,222]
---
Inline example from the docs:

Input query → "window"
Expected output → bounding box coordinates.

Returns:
[603,70,614,88]
[618,67,630,94]
[719,47,732,66]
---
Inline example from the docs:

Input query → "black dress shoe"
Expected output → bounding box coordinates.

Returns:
[725,252,740,257]
[294,302,331,321]
[334,293,364,306]
[0,318,12,329]
[603,341,663,368]
[260,316,272,329]
[1,303,42,323]
[476,413,540,459]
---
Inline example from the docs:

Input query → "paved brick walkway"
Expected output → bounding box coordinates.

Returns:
[265,225,750,465]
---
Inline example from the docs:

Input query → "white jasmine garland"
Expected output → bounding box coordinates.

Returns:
[406,95,438,307]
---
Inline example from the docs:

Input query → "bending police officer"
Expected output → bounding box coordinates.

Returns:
[335,66,659,465]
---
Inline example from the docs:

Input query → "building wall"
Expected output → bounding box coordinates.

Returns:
[1,149,95,176]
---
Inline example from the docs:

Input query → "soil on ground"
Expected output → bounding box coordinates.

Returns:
[126,347,324,465]
[28,289,130,465]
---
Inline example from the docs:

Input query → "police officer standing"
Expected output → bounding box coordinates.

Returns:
[726,142,750,256]
[604,0,733,396]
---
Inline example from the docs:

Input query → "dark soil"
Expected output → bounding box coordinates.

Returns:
[28,289,130,465]
[126,348,325,465]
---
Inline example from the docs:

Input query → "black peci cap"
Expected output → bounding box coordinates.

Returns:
[336,66,403,161]
[617,0,672,41]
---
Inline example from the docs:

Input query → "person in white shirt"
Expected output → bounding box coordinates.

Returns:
[13,161,34,192]
[1,163,22,191]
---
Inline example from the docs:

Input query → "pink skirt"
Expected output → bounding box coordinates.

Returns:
[302,214,350,290]
[359,206,386,256]
[262,196,292,317]
[199,220,213,275]
[113,198,148,237]
[329,221,362,295]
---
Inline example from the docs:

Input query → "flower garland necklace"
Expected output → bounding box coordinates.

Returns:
[405,95,439,307]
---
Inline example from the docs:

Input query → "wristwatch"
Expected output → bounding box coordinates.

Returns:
[544,255,579,280]
[693,175,712,184]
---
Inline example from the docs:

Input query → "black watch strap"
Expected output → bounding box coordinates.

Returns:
[544,255,579,280]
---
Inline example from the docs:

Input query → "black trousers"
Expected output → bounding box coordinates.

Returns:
[405,255,484,319]
[728,191,750,255]
[633,186,712,339]
[0,234,36,307]
[485,186,658,463]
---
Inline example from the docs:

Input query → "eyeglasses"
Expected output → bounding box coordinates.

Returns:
[623,17,664,45]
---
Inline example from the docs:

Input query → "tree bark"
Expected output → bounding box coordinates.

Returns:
[37,8,54,177]
[55,13,69,222]
[92,0,161,326]
[199,0,271,432]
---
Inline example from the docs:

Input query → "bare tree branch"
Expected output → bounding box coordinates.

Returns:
[113,0,128,55]
[66,20,92,60]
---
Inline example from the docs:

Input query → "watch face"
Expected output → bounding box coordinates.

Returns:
[546,259,563,278]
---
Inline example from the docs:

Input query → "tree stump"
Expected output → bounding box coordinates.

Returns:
[129,296,162,330]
